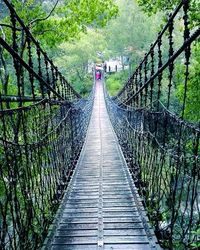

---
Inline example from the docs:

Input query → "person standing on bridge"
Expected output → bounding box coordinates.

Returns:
[103,62,107,73]
[96,70,101,80]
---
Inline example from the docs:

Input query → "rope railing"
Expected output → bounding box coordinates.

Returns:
[105,0,200,248]
[0,1,94,249]
[106,95,199,248]
[0,93,94,249]
[0,0,81,109]
[115,0,200,117]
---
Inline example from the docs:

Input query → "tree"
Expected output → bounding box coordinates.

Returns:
[0,0,118,98]
[136,0,200,27]
[136,0,200,122]
[176,42,200,122]
[2,0,118,47]
[102,0,162,71]
[54,29,107,95]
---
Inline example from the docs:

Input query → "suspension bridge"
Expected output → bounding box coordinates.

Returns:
[0,0,199,249]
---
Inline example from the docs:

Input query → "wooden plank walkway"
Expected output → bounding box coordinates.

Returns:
[43,80,159,250]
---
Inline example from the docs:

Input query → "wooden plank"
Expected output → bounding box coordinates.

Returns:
[104,244,152,250]
[53,236,97,244]
[52,245,97,250]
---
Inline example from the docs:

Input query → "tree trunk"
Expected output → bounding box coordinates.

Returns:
[0,46,9,95]
[121,54,124,71]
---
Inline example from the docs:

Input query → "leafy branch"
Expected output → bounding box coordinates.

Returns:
[28,0,59,26]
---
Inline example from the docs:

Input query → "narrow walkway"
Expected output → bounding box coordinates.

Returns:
[44,81,159,250]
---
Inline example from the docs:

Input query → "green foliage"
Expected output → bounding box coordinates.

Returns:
[48,0,164,96]
[0,80,17,96]
[57,0,118,30]
[0,0,118,48]
[136,0,179,14]
[191,227,200,249]
[10,0,118,47]
[176,43,200,122]
[102,0,162,66]
[0,0,118,101]
[55,29,106,68]
[69,74,93,96]
[136,0,200,27]
[0,77,19,109]
[106,71,129,96]
[135,0,200,124]
[53,29,107,95]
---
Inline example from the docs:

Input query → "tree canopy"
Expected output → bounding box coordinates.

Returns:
[0,0,118,47]
[102,0,162,67]
[136,0,200,27]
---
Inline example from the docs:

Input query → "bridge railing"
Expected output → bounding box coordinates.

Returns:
[0,1,94,249]
[106,94,199,249]
[115,0,200,118]
[105,0,200,249]
[0,0,80,109]
[0,93,93,249]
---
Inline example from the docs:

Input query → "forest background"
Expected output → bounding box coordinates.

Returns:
[0,0,199,122]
